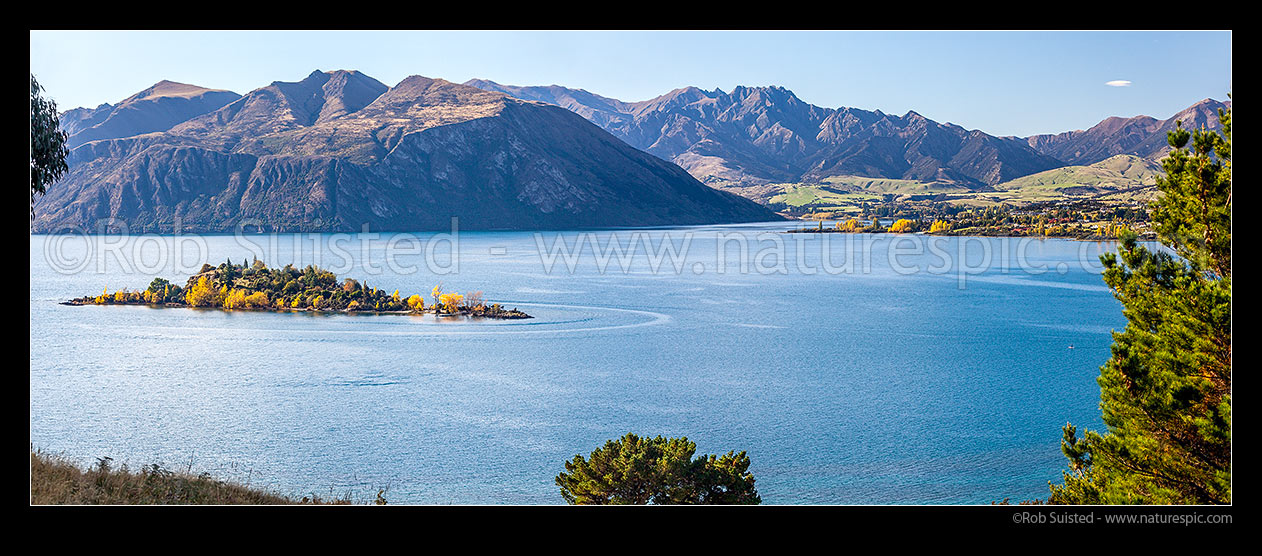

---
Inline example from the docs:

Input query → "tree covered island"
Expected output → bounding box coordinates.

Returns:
[64,259,532,319]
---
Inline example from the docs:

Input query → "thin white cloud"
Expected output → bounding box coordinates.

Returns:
[1105,80,1132,87]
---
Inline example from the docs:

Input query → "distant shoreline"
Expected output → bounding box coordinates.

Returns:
[782,227,1156,242]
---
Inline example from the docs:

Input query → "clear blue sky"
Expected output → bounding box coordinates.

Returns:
[30,30,1231,137]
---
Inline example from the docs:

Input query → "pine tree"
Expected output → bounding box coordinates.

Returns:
[556,433,760,505]
[1049,103,1231,504]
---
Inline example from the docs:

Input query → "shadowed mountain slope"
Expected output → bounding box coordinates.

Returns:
[34,71,779,233]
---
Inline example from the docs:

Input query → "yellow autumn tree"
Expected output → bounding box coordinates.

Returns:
[406,294,424,311]
[837,218,860,232]
[1102,221,1130,238]
[223,288,249,309]
[439,292,463,314]
[185,276,220,307]
[245,291,269,308]
[889,219,917,233]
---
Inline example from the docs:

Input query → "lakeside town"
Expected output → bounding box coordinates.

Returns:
[783,198,1154,240]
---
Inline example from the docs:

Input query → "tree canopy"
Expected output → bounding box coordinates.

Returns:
[1049,103,1231,504]
[30,74,69,217]
[556,433,761,505]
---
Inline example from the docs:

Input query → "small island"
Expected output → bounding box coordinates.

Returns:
[64,259,532,320]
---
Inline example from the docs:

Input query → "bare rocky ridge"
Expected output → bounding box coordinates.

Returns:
[59,81,241,149]
[466,80,1230,197]
[1024,98,1231,165]
[466,80,1066,188]
[34,70,780,233]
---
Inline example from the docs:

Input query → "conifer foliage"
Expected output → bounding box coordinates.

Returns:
[1050,103,1231,504]
[556,433,761,505]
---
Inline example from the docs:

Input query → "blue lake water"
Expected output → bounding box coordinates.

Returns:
[29,223,1126,504]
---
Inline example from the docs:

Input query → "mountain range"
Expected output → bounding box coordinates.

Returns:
[59,81,242,149]
[33,70,778,233]
[1024,98,1230,165]
[466,79,1066,189]
[35,70,1228,233]
[465,79,1229,192]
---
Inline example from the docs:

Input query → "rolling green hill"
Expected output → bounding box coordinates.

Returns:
[819,175,972,196]
[718,156,1161,218]
[977,154,1161,204]
[722,176,970,217]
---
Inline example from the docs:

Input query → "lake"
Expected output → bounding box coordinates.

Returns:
[28,222,1125,504]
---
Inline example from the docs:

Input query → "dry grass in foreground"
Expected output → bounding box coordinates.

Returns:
[30,449,371,505]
